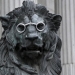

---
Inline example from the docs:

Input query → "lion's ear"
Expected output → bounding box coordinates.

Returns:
[51,15,62,32]
[0,16,10,30]
[52,15,62,22]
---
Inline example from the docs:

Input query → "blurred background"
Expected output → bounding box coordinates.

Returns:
[0,0,75,75]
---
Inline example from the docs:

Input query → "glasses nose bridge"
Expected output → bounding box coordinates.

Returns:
[26,23,37,32]
[27,25,36,33]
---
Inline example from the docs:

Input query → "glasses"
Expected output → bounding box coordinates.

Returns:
[16,22,46,33]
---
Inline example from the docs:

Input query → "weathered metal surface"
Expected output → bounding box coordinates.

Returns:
[0,1,62,75]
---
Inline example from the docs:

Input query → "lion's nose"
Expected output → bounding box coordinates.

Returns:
[25,25,38,41]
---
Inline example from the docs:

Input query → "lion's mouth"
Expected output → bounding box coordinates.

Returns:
[22,45,42,53]
[15,44,44,59]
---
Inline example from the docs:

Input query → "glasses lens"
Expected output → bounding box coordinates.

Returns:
[16,23,25,33]
[37,23,45,31]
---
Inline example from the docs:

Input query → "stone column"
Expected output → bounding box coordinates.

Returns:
[46,0,54,14]
[38,0,55,14]
[38,0,46,6]
[0,0,2,38]
[55,0,75,75]
[1,0,25,15]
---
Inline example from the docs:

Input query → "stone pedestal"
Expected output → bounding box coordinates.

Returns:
[55,0,75,75]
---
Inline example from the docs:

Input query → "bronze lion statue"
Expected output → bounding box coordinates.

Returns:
[0,1,62,75]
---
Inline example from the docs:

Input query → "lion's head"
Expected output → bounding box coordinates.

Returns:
[0,1,62,75]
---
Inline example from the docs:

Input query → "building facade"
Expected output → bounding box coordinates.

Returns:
[0,0,75,75]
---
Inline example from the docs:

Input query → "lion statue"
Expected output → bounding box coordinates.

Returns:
[0,1,62,75]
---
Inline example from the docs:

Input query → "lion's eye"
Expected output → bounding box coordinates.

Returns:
[36,23,45,31]
[16,23,25,33]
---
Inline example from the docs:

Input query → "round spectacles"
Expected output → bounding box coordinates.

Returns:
[16,22,46,33]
